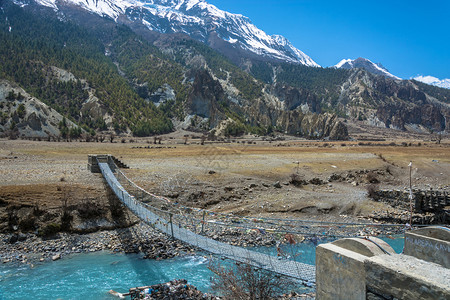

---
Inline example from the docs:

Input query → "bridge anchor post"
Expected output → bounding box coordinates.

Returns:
[169,213,174,239]
[201,210,206,234]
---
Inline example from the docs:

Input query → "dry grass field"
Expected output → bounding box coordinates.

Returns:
[1,137,449,226]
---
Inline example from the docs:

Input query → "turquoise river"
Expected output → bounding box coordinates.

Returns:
[0,236,404,300]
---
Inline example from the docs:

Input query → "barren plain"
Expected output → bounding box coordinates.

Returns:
[1,136,449,228]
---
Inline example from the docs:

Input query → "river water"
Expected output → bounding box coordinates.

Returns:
[0,236,404,300]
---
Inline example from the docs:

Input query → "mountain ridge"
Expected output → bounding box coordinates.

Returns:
[32,0,319,67]
[0,2,350,140]
[1,0,449,140]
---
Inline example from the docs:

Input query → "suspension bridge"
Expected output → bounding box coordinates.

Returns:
[89,154,408,286]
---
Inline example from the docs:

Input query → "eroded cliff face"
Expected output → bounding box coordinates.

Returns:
[337,70,449,133]
[186,69,227,128]
[376,104,446,131]
[372,78,448,131]
[270,84,320,113]
[185,69,348,139]
[276,111,347,140]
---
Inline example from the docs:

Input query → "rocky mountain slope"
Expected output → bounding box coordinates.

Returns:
[0,2,346,139]
[0,80,78,138]
[332,70,449,132]
[1,0,449,139]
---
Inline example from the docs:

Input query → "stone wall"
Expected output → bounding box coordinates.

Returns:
[374,189,449,213]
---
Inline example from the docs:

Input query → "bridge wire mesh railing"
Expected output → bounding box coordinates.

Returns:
[99,160,316,284]
[113,164,411,241]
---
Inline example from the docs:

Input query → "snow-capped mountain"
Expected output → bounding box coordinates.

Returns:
[334,57,401,80]
[33,0,319,66]
[413,76,450,89]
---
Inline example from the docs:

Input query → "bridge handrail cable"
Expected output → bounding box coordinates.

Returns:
[98,160,316,284]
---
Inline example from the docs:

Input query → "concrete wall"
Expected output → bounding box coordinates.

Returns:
[316,237,394,300]
[316,227,450,300]
[404,226,450,268]
[316,243,367,300]
[88,154,111,173]
[365,254,450,300]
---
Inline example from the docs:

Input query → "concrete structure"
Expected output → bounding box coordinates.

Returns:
[316,227,450,300]
[365,254,450,300]
[316,237,395,300]
[88,154,110,173]
[88,154,128,173]
[404,226,450,268]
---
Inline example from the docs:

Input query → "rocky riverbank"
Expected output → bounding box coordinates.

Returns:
[122,279,315,299]
[0,223,196,265]
[1,214,405,266]
[124,279,219,300]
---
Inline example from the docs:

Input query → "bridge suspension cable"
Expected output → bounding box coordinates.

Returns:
[98,160,316,284]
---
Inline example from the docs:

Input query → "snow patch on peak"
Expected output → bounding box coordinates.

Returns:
[335,59,352,68]
[413,75,450,89]
[35,0,58,9]
[184,0,202,10]
[272,34,288,45]
[36,0,144,20]
[334,57,401,80]
[413,75,439,84]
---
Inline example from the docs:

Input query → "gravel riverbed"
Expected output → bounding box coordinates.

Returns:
[0,222,197,265]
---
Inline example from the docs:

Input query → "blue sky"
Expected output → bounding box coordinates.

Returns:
[209,0,450,79]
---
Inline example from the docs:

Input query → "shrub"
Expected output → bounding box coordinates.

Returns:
[33,204,44,216]
[61,210,73,231]
[289,173,307,187]
[17,104,26,119]
[19,215,36,232]
[208,261,292,300]
[7,209,19,230]
[224,122,246,137]
[385,165,392,175]
[377,153,386,162]
[38,223,61,237]
[366,184,379,199]
[77,199,105,219]
[366,171,379,184]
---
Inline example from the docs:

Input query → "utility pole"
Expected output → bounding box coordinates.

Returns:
[409,161,413,227]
